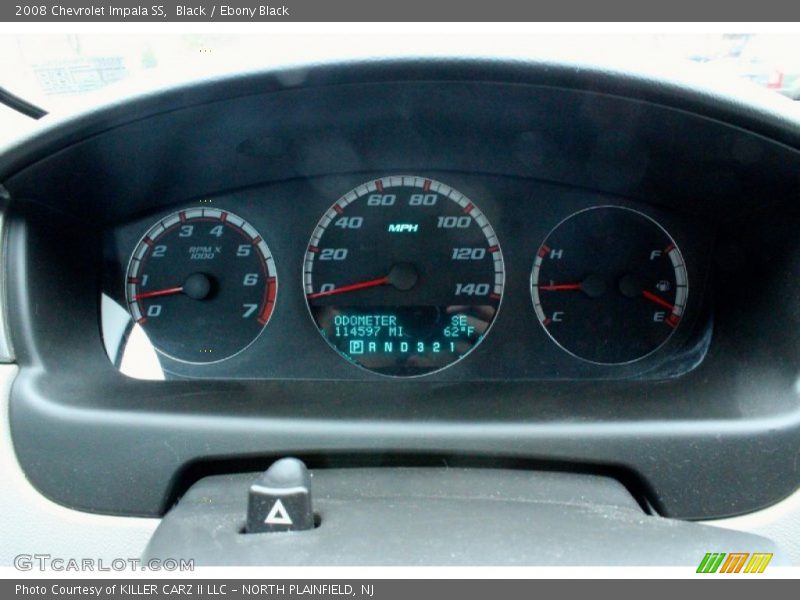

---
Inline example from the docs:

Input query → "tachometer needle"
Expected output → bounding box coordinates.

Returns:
[134,286,184,300]
[134,273,213,302]
[641,290,674,311]
[307,276,390,299]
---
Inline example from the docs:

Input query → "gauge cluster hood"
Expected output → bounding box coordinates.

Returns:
[0,56,799,531]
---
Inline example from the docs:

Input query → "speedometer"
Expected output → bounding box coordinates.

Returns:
[304,176,504,377]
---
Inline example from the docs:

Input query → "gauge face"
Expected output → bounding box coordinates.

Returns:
[530,206,688,364]
[125,208,277,363]
[305,176,504,377]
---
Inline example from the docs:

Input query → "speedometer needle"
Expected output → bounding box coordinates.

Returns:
[307,263,419,299]
[134,286,184,300]
[306,276,390,299]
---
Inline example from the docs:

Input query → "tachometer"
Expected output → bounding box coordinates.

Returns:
[125,208,277,363]
[305,176,504,377]
[530,205,688,364]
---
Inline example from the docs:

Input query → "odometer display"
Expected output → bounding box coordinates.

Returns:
[305,176,504,377]
[126,208,277,363]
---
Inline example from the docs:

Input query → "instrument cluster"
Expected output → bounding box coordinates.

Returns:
[102,173,712,381]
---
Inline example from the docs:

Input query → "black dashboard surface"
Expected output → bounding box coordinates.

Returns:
[2,58,800,521]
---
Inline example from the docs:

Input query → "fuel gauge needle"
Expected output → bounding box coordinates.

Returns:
[641,290,674,311]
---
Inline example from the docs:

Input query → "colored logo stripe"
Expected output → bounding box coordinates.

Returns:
[719,553,749,573]
[697,552,773,573]
[697,553,726,573]
[744,553,773,573]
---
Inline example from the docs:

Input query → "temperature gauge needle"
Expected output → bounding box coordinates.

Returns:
[538,283,582,291]
[306,276,390,299]
[641,290,674,311]
[134,286,183,300]
[538,274,606,298]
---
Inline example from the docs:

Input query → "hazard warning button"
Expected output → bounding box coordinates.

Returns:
[246,457,315,533]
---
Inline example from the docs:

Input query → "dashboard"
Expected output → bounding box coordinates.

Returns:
[1,58,800,541]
